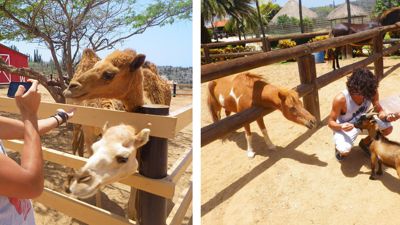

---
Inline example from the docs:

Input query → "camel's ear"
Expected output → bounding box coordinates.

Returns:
[130,54,146,71]
[102,121,110,133]
[134,128,150,148]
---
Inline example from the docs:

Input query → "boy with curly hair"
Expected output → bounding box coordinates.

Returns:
[328,68,399,161]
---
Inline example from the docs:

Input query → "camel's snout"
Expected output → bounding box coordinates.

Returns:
[63,82,83,98]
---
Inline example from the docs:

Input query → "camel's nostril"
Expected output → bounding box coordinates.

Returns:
[65,187,71,194]
[78,174,92,183]
[68,82,81,90]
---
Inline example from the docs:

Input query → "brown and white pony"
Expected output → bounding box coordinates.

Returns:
[207,72,317,158]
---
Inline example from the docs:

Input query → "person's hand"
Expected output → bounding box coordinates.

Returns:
[15,79,41,118]
[341,122,354,131]
[385,113,399,122]
[57,108,76,120]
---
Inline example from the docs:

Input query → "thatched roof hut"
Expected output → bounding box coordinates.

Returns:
[327,4,368,21]
[270,0,317,24]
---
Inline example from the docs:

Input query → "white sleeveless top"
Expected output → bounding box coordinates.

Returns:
[0,141,36,225]
[336,89,371,124]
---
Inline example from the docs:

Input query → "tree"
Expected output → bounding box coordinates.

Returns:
[33,49,42,63]
[0,0,191,103]
[201,0,256,43]
[260,2,281,23]
[375,0,400,15]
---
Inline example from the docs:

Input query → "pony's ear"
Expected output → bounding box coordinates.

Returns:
[130,54,146,71]
[134,128,150,148]
[102,121,110,133]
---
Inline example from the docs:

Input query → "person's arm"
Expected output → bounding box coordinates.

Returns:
[372,92,387,120]
[0,109,74,140]
[0,80,43,198]
[328,93,353,131]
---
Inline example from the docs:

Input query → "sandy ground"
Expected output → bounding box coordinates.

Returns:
[0,86,192,224]
[201,57,400,225]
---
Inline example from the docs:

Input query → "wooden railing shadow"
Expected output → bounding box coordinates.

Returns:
[340,146,400,194]
[201,117,329,217]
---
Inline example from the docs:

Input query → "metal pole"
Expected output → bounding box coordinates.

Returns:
[299,0,304,33]
[346,0,351,24]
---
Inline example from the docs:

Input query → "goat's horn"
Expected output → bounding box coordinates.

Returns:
[366,111,378,118]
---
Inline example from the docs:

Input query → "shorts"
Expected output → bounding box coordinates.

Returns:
[333,117,391,154]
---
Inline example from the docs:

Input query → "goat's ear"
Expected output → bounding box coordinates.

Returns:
[102,121,110,133]
[130,54,146,71]
[134,128,150,148]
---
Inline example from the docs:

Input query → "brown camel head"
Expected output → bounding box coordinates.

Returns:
[64,49,146,102]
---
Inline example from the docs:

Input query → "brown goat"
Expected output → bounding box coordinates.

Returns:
[354,114,400,180]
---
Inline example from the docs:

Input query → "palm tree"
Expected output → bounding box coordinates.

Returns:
[201,0,256,43]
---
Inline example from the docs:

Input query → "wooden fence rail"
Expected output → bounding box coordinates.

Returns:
[201,31,330,63]
[201,22,400,83]
[201,22,400,147]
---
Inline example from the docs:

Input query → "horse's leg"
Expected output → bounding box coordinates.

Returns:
[334,47,340,70]
[207,92,222,122]
[256,118,276,150]
[244,124,255,158]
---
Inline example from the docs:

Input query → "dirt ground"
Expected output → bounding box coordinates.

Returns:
[201,57,400,225]
[0,86,192,224]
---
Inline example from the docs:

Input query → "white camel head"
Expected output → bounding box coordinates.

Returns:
[68,123,150,199]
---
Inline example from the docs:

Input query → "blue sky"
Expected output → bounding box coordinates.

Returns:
[4,1,192,67]
[273,0,347,8]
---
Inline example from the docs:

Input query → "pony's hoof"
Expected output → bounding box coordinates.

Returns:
[369,175,377,180]
[247,151,255,158]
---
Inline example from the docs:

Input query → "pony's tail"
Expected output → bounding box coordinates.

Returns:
[207,81,221,123]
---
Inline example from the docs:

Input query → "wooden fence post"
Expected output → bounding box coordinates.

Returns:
[373,33,384,81]
[203,45,211,64]
[261,37,271,52]
[173,83,177,97]
[136,104,169,225]
[297,54,321,123]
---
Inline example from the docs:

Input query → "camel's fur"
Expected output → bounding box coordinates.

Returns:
[64,48,171,219]
[64,49,171,112]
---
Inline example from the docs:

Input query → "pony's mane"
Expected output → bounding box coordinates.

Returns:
[279,87,300,102]
[242,72,269,84]
[378,6,400,24]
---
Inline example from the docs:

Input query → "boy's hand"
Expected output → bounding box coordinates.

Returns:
[15,79,41,117]
[385,113,399,122]
[341,122,354,131]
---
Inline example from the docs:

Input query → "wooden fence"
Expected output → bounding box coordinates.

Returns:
[171,83,192,96]
[201,22,400,147]
[0,97,192,225]
[201,31,329,64]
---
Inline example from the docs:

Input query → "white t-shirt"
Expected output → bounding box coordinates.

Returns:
[336,89,371,124]
[0,141,36,225]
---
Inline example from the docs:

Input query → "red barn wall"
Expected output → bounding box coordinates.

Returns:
[0,44,29,84]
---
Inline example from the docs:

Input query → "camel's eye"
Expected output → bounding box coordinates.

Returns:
[115,155,129,164]
[102,71,116,81]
